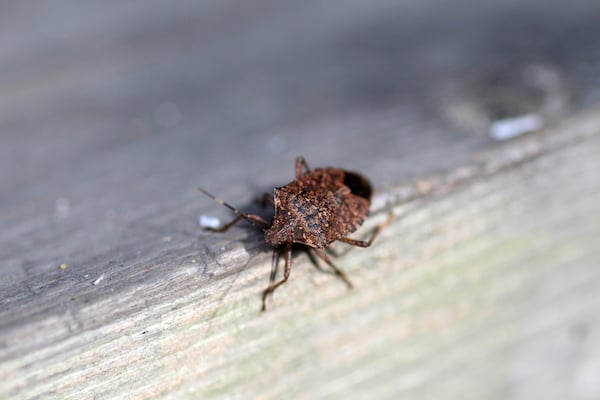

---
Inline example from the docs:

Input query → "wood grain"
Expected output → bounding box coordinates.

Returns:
[2,1,600,399]
[3,112,600,399]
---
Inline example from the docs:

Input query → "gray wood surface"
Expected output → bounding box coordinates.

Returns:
[1,1,600,399]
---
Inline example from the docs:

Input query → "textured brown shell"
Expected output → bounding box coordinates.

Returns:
[264,167,372,249]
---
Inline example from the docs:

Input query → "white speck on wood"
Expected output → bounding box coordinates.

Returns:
[92,274,105,286]
[199,214,221,229]
[489,114,543,140]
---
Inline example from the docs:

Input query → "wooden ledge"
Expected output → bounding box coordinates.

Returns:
[2,109,600,398]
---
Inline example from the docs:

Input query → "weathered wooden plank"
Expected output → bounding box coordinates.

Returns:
[2,110,600,399]
[2,1,600,399]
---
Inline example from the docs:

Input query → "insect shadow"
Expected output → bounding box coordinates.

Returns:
[199,156,392,311]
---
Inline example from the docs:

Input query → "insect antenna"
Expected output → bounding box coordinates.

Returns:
[198,186,270,230]
[198,186,244,214]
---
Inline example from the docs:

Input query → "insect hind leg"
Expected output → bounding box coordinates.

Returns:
[311,248,353,289]
[338,212,394,247]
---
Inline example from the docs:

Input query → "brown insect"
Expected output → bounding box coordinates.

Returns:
[199,156,389,311]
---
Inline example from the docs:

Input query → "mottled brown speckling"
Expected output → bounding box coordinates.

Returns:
[199,156,389,311]
[265,167,371,249]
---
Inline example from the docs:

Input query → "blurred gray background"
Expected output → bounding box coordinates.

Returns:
[2,0,600,208]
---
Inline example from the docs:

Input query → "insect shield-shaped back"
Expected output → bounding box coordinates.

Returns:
[264,168,372,249]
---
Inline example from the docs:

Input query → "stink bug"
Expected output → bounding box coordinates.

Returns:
[199,156,389,311]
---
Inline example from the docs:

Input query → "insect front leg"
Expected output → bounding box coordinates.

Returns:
[260,249,279,311]
[205,213,270,233]
[198,186,272,231]
[261,241,293,311]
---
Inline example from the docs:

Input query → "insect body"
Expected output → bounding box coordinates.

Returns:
[199,157,388,311]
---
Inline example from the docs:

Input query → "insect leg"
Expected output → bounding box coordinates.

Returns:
[295,156,311,178]
[204,213,270,233]
[255,192,274,207]
[338,213,394,247]
[305,248,329,273]
[260,249,279,311]
[199,186,271,230]
[261,241,293,311]
[311,249,353,289]
[204,214,243,233]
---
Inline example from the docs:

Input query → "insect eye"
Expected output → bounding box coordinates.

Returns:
[343,171,372,200]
